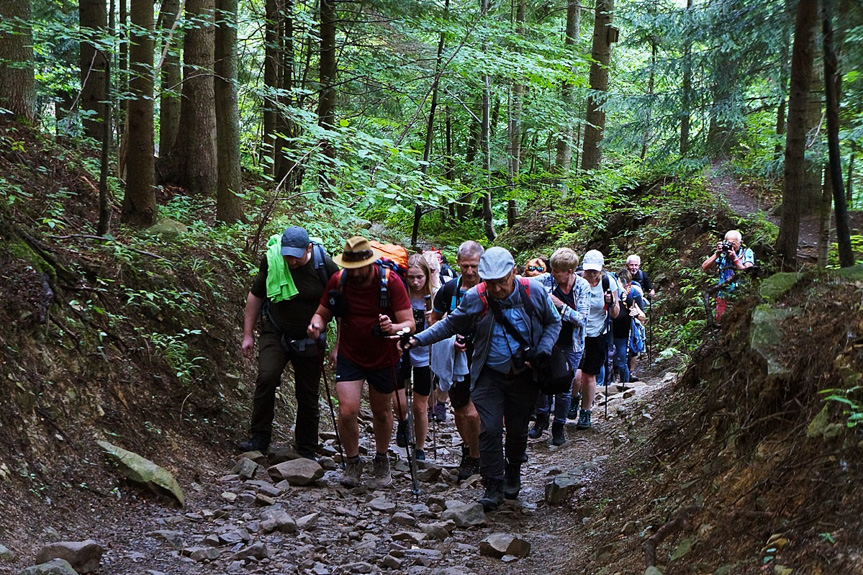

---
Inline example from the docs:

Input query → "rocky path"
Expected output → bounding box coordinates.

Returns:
[18,371,674,575]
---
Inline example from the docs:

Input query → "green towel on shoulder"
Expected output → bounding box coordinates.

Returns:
[266,234,299,303]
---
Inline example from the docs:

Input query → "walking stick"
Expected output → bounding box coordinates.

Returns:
[392,331,421,501]
[431,377,438,460]
[319,351,345,468]
[646,298,653,365]
[604,297,613,420]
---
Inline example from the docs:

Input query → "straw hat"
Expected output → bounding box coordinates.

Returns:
[332,236,383,269]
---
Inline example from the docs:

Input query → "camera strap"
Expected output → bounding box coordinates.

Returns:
[487,286,533,352]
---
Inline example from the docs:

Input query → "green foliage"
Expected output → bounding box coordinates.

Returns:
[141,329,205,387]
[820,387,863,428]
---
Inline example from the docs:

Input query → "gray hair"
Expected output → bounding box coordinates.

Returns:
[725,230,743,242]
[626,254,641,264]
[457,240,484,261]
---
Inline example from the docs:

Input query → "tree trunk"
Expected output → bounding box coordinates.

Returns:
[480,0,496,240]
[0,0,35,121]
[507,0,525,186]
[555,0,579,173]
[822,0,853,267]
[263,0,280,172]
[274,0,298,187]
[98,44,113,235]
[776,0,818,269]
[444,105,454,181]
[122,0,157,227]
[679,0,693,156]
[158,0,182,158]
[118,0,128,139]
[774,4,791,159]
[817,176,830,268]
[79,0,107,140]
[581,0,614,171]
[317,0,337,195]
[641,39,657,160]
[161,0,218,195]
[215,0,245,224]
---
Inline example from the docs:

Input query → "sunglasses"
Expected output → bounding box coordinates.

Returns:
[527,265,545,272]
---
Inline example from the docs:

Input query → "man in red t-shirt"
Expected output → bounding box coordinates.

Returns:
[307,236,414,489]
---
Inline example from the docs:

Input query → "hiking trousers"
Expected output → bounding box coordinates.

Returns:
[251,329,321,455]
[471,367,538,482]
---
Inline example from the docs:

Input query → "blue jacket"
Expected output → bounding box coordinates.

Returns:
[415,278,561,386]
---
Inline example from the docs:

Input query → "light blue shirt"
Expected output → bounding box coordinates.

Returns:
[486,289,533,372]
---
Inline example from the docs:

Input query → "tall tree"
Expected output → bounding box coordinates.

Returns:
[555,0,580,173]
[79,0,107,140]
[776,0,818,269]
[480,0,496,240]
[158,0,182,158]
[262,0,280,169]
[582,0,615,170]
[679,0,693,156]
[317,0,337,194]
[215,0,245,223]
[507,0,525,184]
[160,0,218,195]
[122,0,157,226]
[0,0,35,121]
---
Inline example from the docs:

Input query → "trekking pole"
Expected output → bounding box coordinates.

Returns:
[604,301,613,420]
[394,328,421,501]
[319,352,345,469]
[646,299,653,365]
[431,378,438,460]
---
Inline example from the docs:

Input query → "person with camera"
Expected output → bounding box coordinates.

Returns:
[429,240,485,481]
[701,229,755,322]
[529,248,590,445]
[403,247,561,511]
[240,226,340,458]
[572,249,620,431]
[306,236,415,489]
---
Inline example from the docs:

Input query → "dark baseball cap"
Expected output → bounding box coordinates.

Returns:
[280,226,311,258]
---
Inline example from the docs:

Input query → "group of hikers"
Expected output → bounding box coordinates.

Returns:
[239,224,750,511]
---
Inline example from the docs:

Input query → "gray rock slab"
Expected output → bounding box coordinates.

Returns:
[231,457,258,479]
[441,501,486,527]
[96,440,185,507]
[19,559,79,575]
[267,459,324,486]
[35,540,104,574]
[479,533,530,558]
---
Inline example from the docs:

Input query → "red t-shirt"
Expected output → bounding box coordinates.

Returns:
[321,266,411,370]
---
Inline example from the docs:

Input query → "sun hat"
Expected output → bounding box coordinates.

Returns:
[478,247,515,280]
[280,226,311,258]
[582,249,604,271]
[332,236,383,269]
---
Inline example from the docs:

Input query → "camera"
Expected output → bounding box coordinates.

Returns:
[328,289,348,318]
[511,345,532,371]
[455,333,473,345]
[721,240,734,252]
[412,308,426,331]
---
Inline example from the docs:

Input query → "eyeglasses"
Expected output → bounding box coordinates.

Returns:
[527,266,544,272]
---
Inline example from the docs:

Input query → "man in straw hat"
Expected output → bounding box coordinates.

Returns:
[307,236,415,489]
[402,247,561,511]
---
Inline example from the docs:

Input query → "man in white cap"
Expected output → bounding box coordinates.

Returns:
[240,226,339,456]
[307,236,415,489]
[402,246,561,511]
[572,249,620,431]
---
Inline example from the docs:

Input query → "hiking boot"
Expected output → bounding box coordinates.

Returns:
[576,409,592,430]
[372,453,392,488]
[567,396,581,420]
[433,401,448,422]
[340,456,363,488]
[238,435,270,453]
[629,373,640,382]
[415,449,425,461]
[457,445,480,481]
[396,419,408,448]
[503,463,521,500]
[551,421,566,446]
[528,412,548,439]
[479,479,505,511]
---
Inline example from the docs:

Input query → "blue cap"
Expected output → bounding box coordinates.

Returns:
[280,226,310,258]
[478,247,515,280]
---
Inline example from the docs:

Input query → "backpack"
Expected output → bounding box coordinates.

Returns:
[370,241,409,282]
[475,277,532,316]
[337,263,398,310]
[311,243,330,288]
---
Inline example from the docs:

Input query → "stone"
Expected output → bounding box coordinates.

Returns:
[418,522,451,540]
[187,547,223,562]
[217,530,251,546]
[143,218,188,238]
[0,544,13,561]
[231,457,258,480]
[381,555,403,569]
[807,404,831,438]
[261,507,298,534]
[255,493,276,506]
[19,559,79,575]
[297,513,319,530]
[390,512,417,527]
[393,531,427,544]
[750,305,800,378]
[35,540,105,573]
[759,272,800,302]
[417,466,442,483]
[645,567,664,575]
[220,491,237,503]
[545,474,583,505]
[342,561,374,573]
[232,542,269,561]
[441,501,486,527]
[368,497,397,513]
[478,533,530,559]
[267,459,324,486]
[146,530,185,549]
[96,440,185,507]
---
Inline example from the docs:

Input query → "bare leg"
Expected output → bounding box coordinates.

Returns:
[336,379,363,457]
[369,387,394,455]
[412,393,429,450]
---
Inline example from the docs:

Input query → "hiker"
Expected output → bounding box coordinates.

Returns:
[529,248,590,445]
[626,254,655,299]
[429,240,485,480]
[522,256,548,278]
[405,247,561,511]
[240,226,339,457]
[572,249,620,430]
[394,254,435,460]
[701,229,755,322]
[611,269,647,385]
[306,236,415,488]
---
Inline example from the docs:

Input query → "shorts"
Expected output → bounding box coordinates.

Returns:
[579,335,608,376]
[398,363,432,396]
[336,355,398,394]
[448,373,472,410]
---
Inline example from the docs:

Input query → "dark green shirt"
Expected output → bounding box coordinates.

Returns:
[251,251,339,339]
